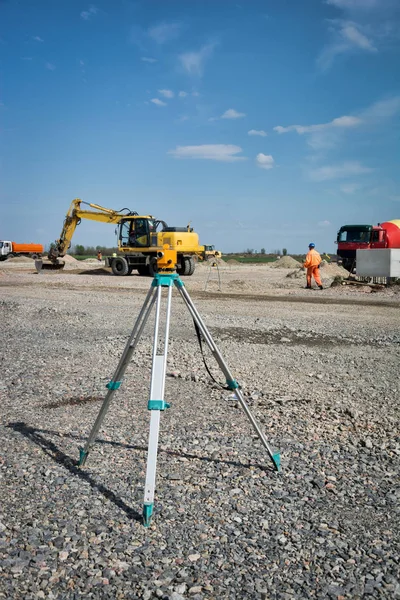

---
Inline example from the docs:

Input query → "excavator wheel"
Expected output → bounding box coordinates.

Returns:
[111,257,129,276]
[148,257,158,277]
[178,256,195,276]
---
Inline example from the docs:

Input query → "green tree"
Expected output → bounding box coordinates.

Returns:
[261,247,266,254]
[282,248,288,256]
[75,244,85,255]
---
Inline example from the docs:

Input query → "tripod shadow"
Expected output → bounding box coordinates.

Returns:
[7,422,142,522]
[7,422,268,471]
[7,422,269,474]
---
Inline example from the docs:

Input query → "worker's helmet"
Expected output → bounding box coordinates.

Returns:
[308,242,315,249]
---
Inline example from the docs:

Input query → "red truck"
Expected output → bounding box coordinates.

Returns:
[0,241,44,261]
[336,220,400,271]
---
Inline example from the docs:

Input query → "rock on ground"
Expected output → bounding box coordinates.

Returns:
[0,265,399,599]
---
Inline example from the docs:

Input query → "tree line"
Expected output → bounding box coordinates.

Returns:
[71,244,119,256]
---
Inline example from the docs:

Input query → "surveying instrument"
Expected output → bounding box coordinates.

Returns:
[78,245,281,527]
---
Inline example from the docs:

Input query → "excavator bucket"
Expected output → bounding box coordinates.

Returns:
[37,259,66,272]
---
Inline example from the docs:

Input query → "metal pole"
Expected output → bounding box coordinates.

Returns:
[176,283,280,472]
[143,284,174,526]
[78,286,157,466]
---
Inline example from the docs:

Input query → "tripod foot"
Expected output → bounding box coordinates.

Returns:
[143,503,154,527]
[272,452,281,472]
[78,447,88,467]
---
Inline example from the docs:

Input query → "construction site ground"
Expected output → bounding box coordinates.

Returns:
[1,257,399,600]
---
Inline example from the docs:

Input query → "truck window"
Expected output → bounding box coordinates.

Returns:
[371,231,379,242]
[338,229,370,243]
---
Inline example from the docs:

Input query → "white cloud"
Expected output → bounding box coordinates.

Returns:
[248,129,267,137]
[80,5,98,20]
[309,161,372,181]
[274,95,400,152]
[361,96,400,119]
[168,144,246,162]
[221,109,246,119]
[179,91,188,97]
[274,114,362,135]
[340,182,361,193]
[141,57,157,63]
[318,20,377,70]
[150,98,167,106]
[33,36,44,42]
[256,153,275,170]
[179,43,215,76]
[148,22,181,44]
[341,24,376,50]
[326,0,378,8]
[318,220,331,227]
[45,62,56,71]
[158,89,174,99]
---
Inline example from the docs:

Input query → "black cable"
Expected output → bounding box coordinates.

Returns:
[192,319,234,391]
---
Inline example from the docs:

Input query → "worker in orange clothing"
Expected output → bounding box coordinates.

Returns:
[303,243,323,289]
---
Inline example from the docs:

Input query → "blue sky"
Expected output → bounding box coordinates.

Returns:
[1,0,399,254]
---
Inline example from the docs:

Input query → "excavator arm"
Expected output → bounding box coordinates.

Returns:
[47,198,130,262]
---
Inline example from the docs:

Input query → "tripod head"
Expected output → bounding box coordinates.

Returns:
[156,244,177,272]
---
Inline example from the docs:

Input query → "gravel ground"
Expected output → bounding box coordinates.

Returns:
[1,261,399,599]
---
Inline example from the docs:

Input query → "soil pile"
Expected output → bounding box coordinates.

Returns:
[286,268,305,279]
[63,254,80,263]
[62,254,83,271]
[227,279,251,290]
[271,256,302,269]
[319,260,349,278]
[226,259,241,265]
[5,256,33,263]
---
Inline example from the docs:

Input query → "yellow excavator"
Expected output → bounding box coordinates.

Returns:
[44,198,220,276]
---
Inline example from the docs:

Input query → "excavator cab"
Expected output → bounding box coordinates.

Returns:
[118,217,158,250]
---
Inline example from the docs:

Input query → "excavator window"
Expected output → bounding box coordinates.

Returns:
[120,221,130,246]
[129,219,149,248]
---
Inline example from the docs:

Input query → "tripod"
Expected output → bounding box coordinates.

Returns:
[78,248,280,527]
[204,258,222,291]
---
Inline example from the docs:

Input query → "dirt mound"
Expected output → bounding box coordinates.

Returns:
[63,254,80,264]
[319,260,349,278]
[226,259,241,265]
[227,279,251,290]
[271,256,302,269]
[60,254,83,270]
[286,268,305,279]
[6,256,33,263]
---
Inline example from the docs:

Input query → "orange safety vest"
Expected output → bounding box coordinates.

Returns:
[303,249,321,268]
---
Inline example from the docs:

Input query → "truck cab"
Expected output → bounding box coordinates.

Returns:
[336,224,387,270]
[0,241,12,260]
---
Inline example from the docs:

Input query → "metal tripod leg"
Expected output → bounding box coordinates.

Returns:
[176,281,280,472]
[143,283,173,526]
[78,285,158,467]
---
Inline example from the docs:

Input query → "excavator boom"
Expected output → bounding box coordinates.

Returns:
[47,199,129,263]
